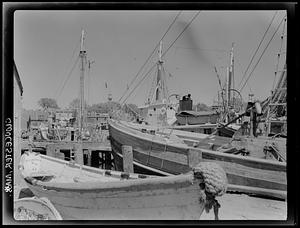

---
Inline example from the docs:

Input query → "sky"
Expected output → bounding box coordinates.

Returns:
[14,10,287,110]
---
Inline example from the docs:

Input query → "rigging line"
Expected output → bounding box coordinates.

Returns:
[162,67,170,99]
[118,11,182,103]
[272,14,286,92]
[144,49,159,103]
[89,66,106,93]
[239,15,285,93]
[161,11,201,60]
[238,11,278,89]
[56,56,80,102]
[121,64,157,105]
[145,65,157,104]
[87,64,91,106]
[121,11,201,105]
[54,36,81,98]
[86,60,95,107]
[248,83,253,95]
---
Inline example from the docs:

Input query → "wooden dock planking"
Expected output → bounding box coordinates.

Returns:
[21,140,111,152]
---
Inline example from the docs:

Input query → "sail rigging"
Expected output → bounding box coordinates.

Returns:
[146,41,169,105]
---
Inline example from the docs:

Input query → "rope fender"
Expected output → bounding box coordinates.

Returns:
[193,162,228,220]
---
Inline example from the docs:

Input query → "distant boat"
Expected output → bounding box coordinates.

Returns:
[136,41,241,137]
[19,152,228,220]
[108,119,286,200]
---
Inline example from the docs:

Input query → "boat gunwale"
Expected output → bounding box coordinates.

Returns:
[20,153,197,193]
[109,119,286,168]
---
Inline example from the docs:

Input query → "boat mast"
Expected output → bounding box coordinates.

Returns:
[225,43,234,122]
[146,40,167,105]
[229,43,234,107]
[155,41,164,103]
[79,29,87,139]
[265,16,287,136]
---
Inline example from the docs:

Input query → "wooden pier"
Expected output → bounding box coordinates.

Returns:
[21,140,113,169]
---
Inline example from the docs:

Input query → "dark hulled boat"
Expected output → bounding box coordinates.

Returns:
[108,119,286,200]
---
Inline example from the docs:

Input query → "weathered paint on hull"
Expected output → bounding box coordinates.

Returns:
[111,147,168,176]
[20,153,206,220]
[26,178,204,220]
[111,137,286,191]
[109,120,287,198]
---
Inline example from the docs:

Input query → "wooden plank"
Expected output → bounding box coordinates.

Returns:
[87,149,91,166]
[122,145,134,173]
[227,184,287,200]
[188,148,202,168]
[22,140,112,151]
[200,148,286,172]
[75,144,83,165]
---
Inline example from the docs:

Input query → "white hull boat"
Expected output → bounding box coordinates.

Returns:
[19,152,227,220]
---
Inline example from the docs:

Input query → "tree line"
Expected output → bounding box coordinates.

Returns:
[37,97,213,115]
[37,97,140,121]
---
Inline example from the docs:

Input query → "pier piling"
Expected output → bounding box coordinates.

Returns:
[122,145,134,173]
[75,144,84,165]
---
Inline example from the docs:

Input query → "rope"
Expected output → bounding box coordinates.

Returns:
[124,103,142,119]
[87,62,91,107]
[238,11,278,89]
[161,11,201,60]
[120,11,201,105]
[162,66,170,101]
[239,15,285,93]
[56,56,80,102]
[54,36,81,98]
[120,64,157,105]
[118,11,182,103]
[272,15,286,92]
[205,194,221,220]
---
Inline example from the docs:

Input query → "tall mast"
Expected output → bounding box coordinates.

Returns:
[158,40,163,63]
[79,29,87,138]
[225,66,230,122]
[224,43,234,123]
[228,42,234,108]
[265,16,287,136]
[155,41,163,102]
[146,40,169,105]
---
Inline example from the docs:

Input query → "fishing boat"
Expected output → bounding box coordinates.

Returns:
[110,19,288,200]
[19,151,228,220]
[136,41,226,135]
[108,118,286,200]
[115,98,287,161]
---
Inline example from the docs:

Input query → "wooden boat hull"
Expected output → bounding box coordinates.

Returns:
[14,197,63,220]
[119,120,231,149]
[20,153,206,220]
[108,120,287,199]
[121,120,286,160]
